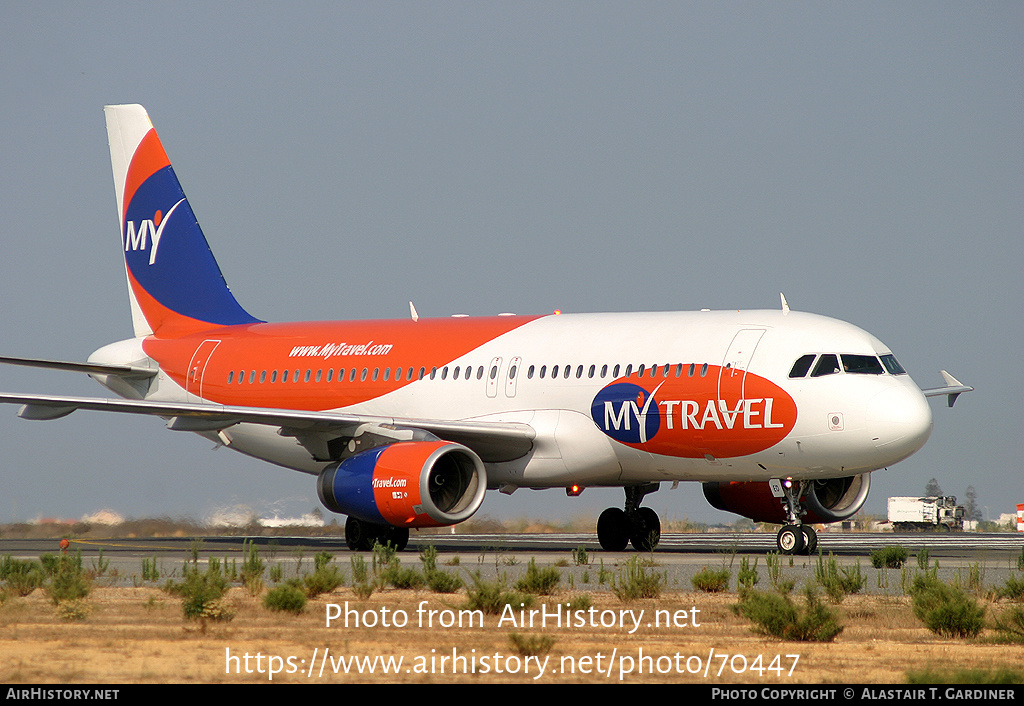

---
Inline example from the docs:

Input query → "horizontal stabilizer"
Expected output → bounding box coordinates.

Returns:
[0,355,157,379]
[921,370,974,408]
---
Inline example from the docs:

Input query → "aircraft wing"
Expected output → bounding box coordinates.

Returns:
[921,370,974,408]
[0,392,535,463]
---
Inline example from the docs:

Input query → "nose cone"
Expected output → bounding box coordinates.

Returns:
[868,383,933,463]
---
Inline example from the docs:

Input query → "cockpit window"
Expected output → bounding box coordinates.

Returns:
[841,354,884,375]
[810,354,841,377]
[880,354,907,375]
[789,354,815,378]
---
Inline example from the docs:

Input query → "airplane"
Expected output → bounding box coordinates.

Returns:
[0,104,972,555]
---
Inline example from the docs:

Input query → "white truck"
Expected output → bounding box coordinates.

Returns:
[888,496,965,532]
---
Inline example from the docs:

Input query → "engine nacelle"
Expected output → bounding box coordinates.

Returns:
[317,441,486,528]
[702,474,871,524]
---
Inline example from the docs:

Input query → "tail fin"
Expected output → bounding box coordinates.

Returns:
[105,104,262,337]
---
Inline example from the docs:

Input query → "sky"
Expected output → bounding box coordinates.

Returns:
[0,2,1020,528]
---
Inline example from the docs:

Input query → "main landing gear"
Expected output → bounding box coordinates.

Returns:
[597,483,661,551]
[345,517,409,552]
[775,480,817,555]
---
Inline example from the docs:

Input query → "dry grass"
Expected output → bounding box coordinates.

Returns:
[1,586,1021,684]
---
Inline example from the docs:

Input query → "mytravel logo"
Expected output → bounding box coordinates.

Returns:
[123,198,186,265]
[590,366,798,459]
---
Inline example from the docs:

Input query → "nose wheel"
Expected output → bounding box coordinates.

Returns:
[774,480,818,555]
[776,524,817,555]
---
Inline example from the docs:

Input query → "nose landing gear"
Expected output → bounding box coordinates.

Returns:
[776,480,817,555]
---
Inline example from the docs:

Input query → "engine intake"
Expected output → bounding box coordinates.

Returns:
[702,474,871,524]
[317,440,486,528]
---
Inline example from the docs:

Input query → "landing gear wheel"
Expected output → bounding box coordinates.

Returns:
[597,508,630,551]
[800,525,818,555]
[383,526,410,551]
[346,518,408,551]
[630,507,661,551]
[345,516,373,551]
[777,524,806,555]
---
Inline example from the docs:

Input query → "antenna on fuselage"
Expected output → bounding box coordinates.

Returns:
[409,301,419,322]
[780,293,791,314]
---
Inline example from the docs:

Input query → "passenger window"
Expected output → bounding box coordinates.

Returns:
[453,366,460,379]
[588,365,595,378]
[789,354,816,378]
[563,365,571,379]
[551,365,559,378]
[527,365,535,379]
[260,371,267,383]
[811,354,841,377]
[842,354,884,375]
[601,364,608,378]
[700,363,708,377]
[249,371,256,384]
[575,365,583,379]
[281,370,287,383]
[227,372,234,384]
[613,364,620,377]
[272,370,279,383]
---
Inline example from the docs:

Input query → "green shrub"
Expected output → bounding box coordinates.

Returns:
[613,556,665,600]
[464,572,533,614]
[991,606,1024,644]
[733,585,843,642]
[263,584,307,614]
[814,554,865,603]
[508,632,555,657]
[379,560,425,590]
[515,559,561,595]
[996,574,1024,602]
[301,553,345,597]
[871,546,908,569]
[425,568,463,593]
[738,556,759,590]
[910,575,985,638]
[241,540,265,595]
[44,552,91,605]
[691,566,731,593]
[164,562,230,621]
[0,556,45,597]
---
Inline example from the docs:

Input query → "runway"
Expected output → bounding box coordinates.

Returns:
[1,531,1018,560]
